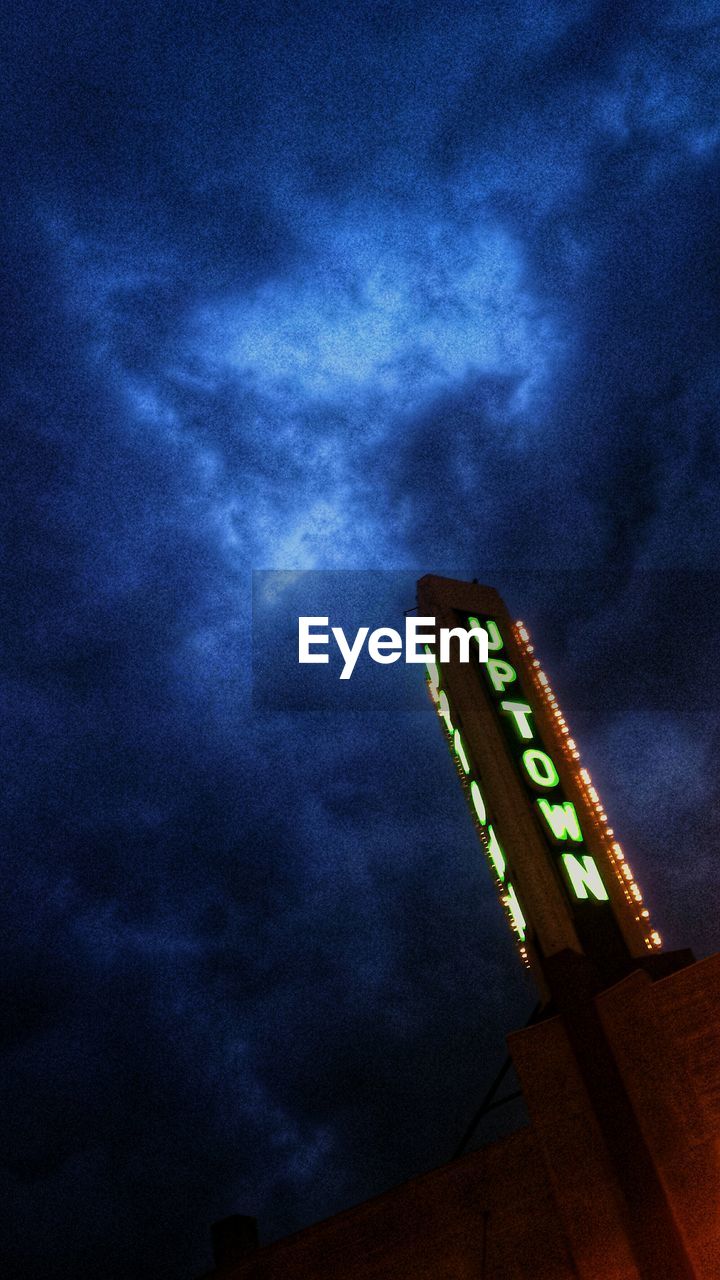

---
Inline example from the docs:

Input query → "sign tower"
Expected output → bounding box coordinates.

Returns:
[198,575,720,1280]
[417,575,687,1003]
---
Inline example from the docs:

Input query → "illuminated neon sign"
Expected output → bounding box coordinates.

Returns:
[510,615,661,955]
[424,645,529,956]
[467,613,611,910]
[419,575,662,986]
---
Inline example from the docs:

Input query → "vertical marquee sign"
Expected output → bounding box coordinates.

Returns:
[417,575,661,998]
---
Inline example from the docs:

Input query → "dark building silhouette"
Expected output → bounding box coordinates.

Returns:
[199,578,720,1280]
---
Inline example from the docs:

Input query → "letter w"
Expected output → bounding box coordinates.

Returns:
[536,799,583,843]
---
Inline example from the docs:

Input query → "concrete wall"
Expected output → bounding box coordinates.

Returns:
[203,954,720,1280]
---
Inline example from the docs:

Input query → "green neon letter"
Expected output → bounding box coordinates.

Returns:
[454,729,471,774]
[470,780,487,825]
[522,748,559,789]
[536,798,583,843]
[486,825,506,881]
[504,883,526,941]
[438,690,453,734]
[500,700,534,740]
[561,854,609,902]
[466,614,495,658]
[423,645,440,692]
[486,658,517,693]
[485,618,504,651]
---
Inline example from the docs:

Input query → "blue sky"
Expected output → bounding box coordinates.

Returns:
[3,2,720,1276]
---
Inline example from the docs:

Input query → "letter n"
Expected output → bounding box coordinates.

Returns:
[561,854,609,902]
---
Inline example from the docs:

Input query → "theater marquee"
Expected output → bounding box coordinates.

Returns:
[417,575,661,998]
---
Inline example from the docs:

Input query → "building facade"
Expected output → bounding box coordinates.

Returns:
[200,579,720,1280]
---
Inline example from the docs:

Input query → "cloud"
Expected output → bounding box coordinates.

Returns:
[3,0,720,1276]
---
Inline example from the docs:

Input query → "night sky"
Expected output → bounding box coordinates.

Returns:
[3,2,720,1277]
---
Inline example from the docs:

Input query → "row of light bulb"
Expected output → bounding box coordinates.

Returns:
[513,622,662,952]
[425,659,531,966]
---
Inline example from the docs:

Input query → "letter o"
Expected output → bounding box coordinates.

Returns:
[470,780,487,825]
[438,691,453,734]
[522,748,559,789]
